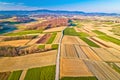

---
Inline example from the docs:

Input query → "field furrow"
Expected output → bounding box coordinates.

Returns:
[84,60,120,80]
[74,45,88,59]
[80,46,101,61]
[91,47,120,62]
[60,58,93,78]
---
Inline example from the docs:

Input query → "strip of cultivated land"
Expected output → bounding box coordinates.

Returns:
[60,58,94,78]
[24,65,55,80]
[60,23,120,80]
[0,50,57,72]
[84,60,120,80]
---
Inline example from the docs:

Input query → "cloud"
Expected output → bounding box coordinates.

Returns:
[0,2,41,10]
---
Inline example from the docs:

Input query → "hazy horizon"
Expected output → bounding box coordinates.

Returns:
[0,0,120,13]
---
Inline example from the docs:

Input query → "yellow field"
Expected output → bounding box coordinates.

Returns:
[44,27,66,32]
[60,58,93,78]
[0,50,57,72]
[0,40,30,46]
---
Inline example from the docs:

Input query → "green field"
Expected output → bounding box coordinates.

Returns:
[8,70,22,80]
[5,30,43,36]
[80,37,100,47]
[24,65,55,80]
[61,76,97,80]
[93,30,120,45]
[98,35,120,45]
[78,32,89,38]
[92,30,106,35]
[46,32,57,44]
[64,28,99,47]
[52,44,59,50]
[107,63,120,74]
[64,28,79,36]
[64,28,89,37]
[38,45,45,49]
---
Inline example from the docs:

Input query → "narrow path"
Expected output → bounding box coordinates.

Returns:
[19,69,27,80]
[55,28,66,80]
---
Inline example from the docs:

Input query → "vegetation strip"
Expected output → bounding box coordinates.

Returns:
[64,28,100,47]
[61,77,97,80]
[24,65,55,80]
[4,30,43,36]
[8,70,22,80]
[80,38,100,47]
[38,45,45,49]
[107,63,120,74]
[46,32,57,44]
[93,30,120,45]
[52,44,59,50]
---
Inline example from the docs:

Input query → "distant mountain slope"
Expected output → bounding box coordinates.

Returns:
[0,9,119,16]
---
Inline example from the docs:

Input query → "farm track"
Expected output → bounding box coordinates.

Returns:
[84,60,120,80]
[53,32,61,44]
[19,69,27,80]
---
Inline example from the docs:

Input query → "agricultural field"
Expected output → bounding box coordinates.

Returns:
[1,15,120,80]
[24,65,55,80]
[0,72,11,80]
[8,70,22,80]
[0,50,57,72]
[60,17,120,80]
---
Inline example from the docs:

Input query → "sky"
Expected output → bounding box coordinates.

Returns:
[0,0,120,13]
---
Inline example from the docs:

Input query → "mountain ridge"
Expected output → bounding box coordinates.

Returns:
[0,9,119,16]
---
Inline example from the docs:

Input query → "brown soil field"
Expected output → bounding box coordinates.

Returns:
[74,45,88,59]
[45,44,52,50]
[104,48,120,59]
[108,42,120,51]
[44,27,66,32]
[61,44,89,59]
[0,40,30,47]
[84,60,120,80]
[53,32,61,43]
[36,33,51,44]
[0,50,57,72]
[60,44,66,58]
[62,36,80,44]
[64,44,78,58]
[0,72,11,80]
[62,36,88,46]
[60,58,93,78]
[91,47,120,62]
[27,34,44,45]
[80,46,101,61]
